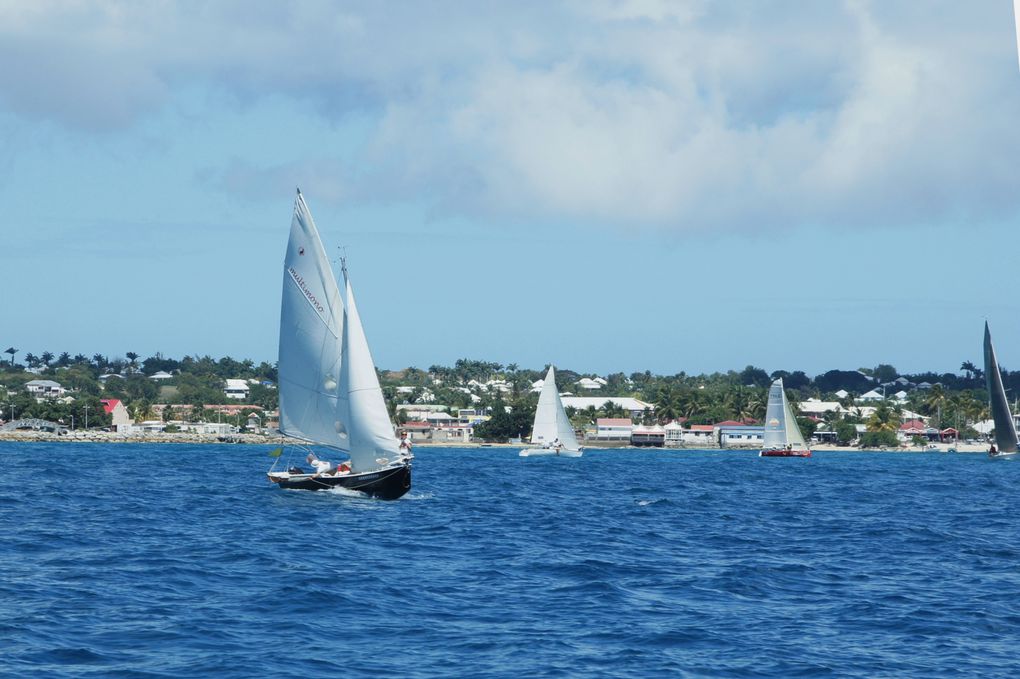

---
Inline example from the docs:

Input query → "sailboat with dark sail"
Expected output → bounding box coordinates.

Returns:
[267,191,412,498]
[984,321,1018,459]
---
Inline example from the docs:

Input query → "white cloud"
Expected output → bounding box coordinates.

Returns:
[1,1,1018,231]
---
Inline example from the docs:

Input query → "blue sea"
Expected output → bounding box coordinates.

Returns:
[2,443,1019,678]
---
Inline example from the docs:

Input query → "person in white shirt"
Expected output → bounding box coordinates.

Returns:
[399,433,413,455]
[306,453,333,475]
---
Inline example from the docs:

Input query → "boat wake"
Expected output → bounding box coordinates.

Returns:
[636,498,671,507]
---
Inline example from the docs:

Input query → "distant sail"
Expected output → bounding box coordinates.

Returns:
[763,378,807,449]
[984,322,1019,453]
[530,366,580,452]
[336,269,401,472]
[1014,0,1020,71]
[277,192,348,450]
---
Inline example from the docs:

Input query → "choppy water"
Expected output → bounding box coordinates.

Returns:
[2,443,1019,677]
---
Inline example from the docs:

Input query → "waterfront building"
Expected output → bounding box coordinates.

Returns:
[594,418,633,441]
[718,424,765,447]
[631,424,665,447]
[663,421,683,447]
[100,399,132,430]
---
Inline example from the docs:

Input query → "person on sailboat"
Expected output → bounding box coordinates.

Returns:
[399,433,413,456]
[306,452,334,475]
[989,443,998,456]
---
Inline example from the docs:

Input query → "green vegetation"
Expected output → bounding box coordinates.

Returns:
[0,351,996,445]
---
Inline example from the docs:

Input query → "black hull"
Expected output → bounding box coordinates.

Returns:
[272,464,411,500]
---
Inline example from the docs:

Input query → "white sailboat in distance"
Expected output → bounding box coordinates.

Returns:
[760,378,811,457]
[984,321,1019,459]
[267,190,412,498]
[520,365,583,457]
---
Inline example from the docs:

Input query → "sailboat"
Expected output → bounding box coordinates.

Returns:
[267,190,412,498]
[759,378,811,457]
[984,321,1019,459]
[519,365,583,457]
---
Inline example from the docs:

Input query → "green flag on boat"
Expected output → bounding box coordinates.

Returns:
[268,447,283,458]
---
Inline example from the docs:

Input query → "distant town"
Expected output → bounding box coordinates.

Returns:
[0,348,1009,448]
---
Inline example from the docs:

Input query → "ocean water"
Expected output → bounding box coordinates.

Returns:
[2,443,1019,678]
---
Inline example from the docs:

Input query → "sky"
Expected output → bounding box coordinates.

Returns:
[2,0,1020,377]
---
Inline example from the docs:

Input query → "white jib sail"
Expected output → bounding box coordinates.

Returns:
[531,366,580,451]
[763,378,807,449]
[336,270,400,472]
[277,191,348,450]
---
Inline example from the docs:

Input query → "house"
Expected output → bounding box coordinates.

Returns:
[100,399,132,431]
[149,371,174,381]
[899,420,939,442]
[560,397,655,420]
[834,389,849,399]
[576,378,602,390]
[719,425,764,447]
[663,421,684,447]
[859,389,884,401]
[594,418,633,441]
[25,379,65,399]
[798,399,843,417]
[224,379,250,400]
[683,424,716,444]
[631,424,665,447]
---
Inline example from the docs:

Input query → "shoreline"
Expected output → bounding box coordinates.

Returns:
[0,431,991,453]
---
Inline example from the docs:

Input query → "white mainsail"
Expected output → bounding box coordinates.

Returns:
[984,321,1019,453]
[336,268,401,472]
[530,366,580,451]
[277,191,348,450]
[763,378,807,449]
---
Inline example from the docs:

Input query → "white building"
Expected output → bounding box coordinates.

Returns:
[224,379,250,400]
[859,389,884,401]
[594,418,633,441]
[25,379,65,399]
[560,397,655,420]
[683,424,716,444]
[663,421,683,447]
[149,371,174,381]
[576,378,602,390]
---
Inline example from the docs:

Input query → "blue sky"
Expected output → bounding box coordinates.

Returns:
[3,1,1020,377]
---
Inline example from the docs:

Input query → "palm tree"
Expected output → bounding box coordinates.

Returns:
[24,353,40,368]
[41,351,54,367]
[56,352,71,367]
[3,347,16,367]
[126,352,139,373]
[73,353,88,365]
[599,400,628,419]
[924,384,947,429]
[961,361,977,380]
[867,401,900,433]
[654,384,683,422]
